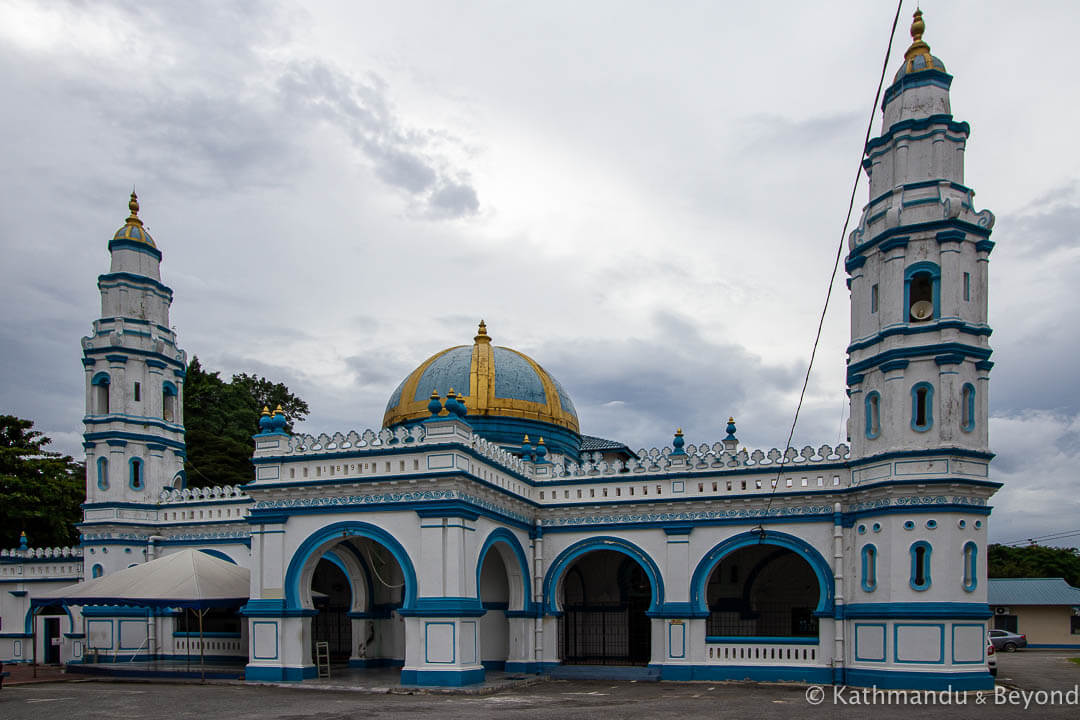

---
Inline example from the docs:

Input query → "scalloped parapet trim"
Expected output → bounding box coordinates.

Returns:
[0,546,84,559]
[554,443,851,479]
[158,484,248,503]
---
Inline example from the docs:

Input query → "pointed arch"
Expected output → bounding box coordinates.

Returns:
[475,527,533,613]
[543,536,664,615]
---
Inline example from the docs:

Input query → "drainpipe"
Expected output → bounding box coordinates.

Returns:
[147,536,166,662]
[832,503,845,685]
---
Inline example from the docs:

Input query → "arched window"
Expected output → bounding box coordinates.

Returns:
[904,262,940,323]
[961,383,976,432]
[162,381,178,423]
[97,457,109,491]
[911,382,934,432]
[861,544,877,592]
[865,391,881,439]
[962,541,978,592]
[910,541,932,591]
[92,564,104,578]
[129,458,144,490]
[91,372,110,414]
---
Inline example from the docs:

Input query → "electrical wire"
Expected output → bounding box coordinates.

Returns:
[757,0,905,533]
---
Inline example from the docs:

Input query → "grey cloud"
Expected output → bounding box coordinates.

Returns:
[277,61,480,219]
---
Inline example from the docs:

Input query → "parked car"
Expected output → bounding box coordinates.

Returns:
[989,629,1028,652]
[986,638,997,678]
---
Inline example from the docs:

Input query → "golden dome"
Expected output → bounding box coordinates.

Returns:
[383,321,579,433]
[112,191,156,247]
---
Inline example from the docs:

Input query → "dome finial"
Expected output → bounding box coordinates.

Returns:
[474,319,491,344]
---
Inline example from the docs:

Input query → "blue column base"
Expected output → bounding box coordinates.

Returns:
[400,667,485,686]
[504,661,540,674]
[656,664,835,684]
[844,668,994,691]
[245,665,317,682]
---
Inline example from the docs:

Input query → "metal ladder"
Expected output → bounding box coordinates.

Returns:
[314,641,331,679]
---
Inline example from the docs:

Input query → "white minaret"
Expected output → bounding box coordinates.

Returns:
[81,192,188,505]
[846,10,995,460]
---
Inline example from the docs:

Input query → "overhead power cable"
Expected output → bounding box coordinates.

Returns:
[757,0,905,532]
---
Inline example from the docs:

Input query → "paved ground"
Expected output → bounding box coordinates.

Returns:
[0,653,1077,719]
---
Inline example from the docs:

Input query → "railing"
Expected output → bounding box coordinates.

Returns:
[705,637,820,665]
[174,635,244,656]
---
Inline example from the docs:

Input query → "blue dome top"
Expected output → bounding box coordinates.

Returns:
[383,322,580,455]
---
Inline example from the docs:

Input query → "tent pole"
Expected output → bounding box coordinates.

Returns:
[32,606,38,678]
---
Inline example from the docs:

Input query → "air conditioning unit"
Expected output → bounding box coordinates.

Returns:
[994,607,1010,615]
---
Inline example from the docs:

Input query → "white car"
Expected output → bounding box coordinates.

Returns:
[987,636,997,678]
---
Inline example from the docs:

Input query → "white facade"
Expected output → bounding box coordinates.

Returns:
[2,11,1001,691]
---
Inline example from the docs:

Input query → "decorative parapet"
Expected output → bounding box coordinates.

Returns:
[0,546,83,560]
[284,426,428,455]
[551,443,851,479]
[158,484,248,503]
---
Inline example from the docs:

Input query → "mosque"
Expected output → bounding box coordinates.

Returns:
[0,13,1002,689]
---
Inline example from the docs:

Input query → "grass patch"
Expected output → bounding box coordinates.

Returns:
[1068,658,1080,666]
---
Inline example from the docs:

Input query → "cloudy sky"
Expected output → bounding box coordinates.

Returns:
[1,1,1077,548]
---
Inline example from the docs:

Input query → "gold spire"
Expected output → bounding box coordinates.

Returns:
[523,434,530,443]
[274,404,283,415]
[537,436,545,445]
[261,405,271,416]
[903,9,934,68]
[126,191,144,227]
[474,319,491,344]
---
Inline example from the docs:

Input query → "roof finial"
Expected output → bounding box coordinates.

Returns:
[903,8,932,64]
[126,190,144,226]
[474,319,491,344]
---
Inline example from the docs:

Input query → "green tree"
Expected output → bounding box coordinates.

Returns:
[183,357,308,488]
[0,415,85,548]
[988,544,1080,588]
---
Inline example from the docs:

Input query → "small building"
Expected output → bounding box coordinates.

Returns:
[988,578,1080,649]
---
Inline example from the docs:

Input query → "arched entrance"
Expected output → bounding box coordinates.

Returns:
[555,549,656,666]
[286,523,417,673]
[690,531,834,640]
[704,545,820,638]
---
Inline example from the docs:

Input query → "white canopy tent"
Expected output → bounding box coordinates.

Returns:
[32,549,250,680]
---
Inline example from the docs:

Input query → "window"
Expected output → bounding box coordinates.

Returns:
[1071,616,1080,636]
[162,382,178,422]
[963,272,971,302]
[910,541,932,591]
[97,457,109,491]
[911,382,934,432]
[871,283,879,314]
[961,383,976,432]
[129,458,144,490]
[92,564,104,579]
[91,372,110,414]
[962,541,978,592]
[865,391,881,439]
[904,262,940,323]
[861,545,877,592]
[133,382,141,402]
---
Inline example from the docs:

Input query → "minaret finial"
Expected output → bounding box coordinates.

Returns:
[903,8,932,64]
[911,8,925,43]
[126,190,143,226]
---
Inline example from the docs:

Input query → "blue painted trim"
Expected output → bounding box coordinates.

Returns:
[85,430,186,451]
[904,261,941,323]
[880,73,954,111]
[962,541,978,592]
[543,536,664,615]
[844,668,992,691]
[97,457,109,491]
[910,382,934,433]
[648,601,709,619]
[864,391,881,440]
[847,320,992,353]
[951,623,986,664]
[894,623,945,664]
[475,527,534,613]
[1027,643,1080,649]
[91,371,110,386]
[240,599,317,618]
[848,342,992,384]
[705,635,818,645]
[400,667,485,686]
[128,457,144,491]
[690,530,834,616]
[416,505,479,521]
[854,622,887,662]
[659,664,833,683]
[961,383,976,433]
[847,217,990,266]
[423,620,456,663]
[842,602,991,619]
[83,345,184,370]
[861,544,877,592]
[283,521,417,612]
[910,541,933,591]
[243,665,316,682]
[400,597,485,618]
[106,240,163,261]
[196,548,238,564]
